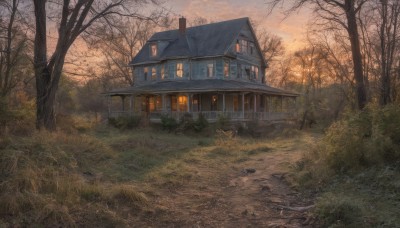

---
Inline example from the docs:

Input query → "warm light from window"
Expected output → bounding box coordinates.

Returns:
[144,67,148,81]
[176,62,183,77]
[207,63,213,77]
[151,67,157,80]
[224,61,229,77]
[150,43,157,57]
[178,95,187,112]
[235,40,240,53]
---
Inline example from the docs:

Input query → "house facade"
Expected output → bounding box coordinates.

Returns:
[105,17,298,122]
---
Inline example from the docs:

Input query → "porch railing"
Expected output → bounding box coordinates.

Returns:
[110,111,296,122]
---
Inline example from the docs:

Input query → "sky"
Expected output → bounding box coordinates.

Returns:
[162,0,312,51]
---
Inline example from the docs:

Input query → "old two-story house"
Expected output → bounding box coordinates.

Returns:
[105,17,298,122]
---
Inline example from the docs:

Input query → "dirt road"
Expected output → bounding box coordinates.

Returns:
[137,138,315,227]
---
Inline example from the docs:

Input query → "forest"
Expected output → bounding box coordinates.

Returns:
[1,0,400,227]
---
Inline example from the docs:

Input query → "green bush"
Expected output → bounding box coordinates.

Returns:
[316,194,362,227]
[193,113,208,132]
[318,104,400,174]
[160,115,178,132]
[108,116,141,130]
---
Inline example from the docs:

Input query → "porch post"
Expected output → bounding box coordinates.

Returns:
[187,94,190,113]
[222,93,226,113]
[162,94,166,113]
[121,96,125,111]
[129,95,133,116]
[107,95,111,118]
[242,93,245,119]
[253,94,257,112]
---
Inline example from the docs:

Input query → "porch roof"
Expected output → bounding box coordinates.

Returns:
[104,80,298,97]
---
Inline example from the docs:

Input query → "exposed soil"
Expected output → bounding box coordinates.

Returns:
[135,145,315,227]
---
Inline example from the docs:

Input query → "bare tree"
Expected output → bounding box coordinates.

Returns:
[32,0,164,130]
[267,0,368,110]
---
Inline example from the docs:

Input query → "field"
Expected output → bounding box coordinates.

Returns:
[0,126,316,227]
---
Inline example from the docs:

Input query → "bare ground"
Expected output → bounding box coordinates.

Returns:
[133,137,316,227]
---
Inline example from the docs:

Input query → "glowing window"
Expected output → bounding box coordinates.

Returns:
[211,95,218,111]
[235,40,240,53]
[224,60,229,78]
[178,95,187,112]
[151,67,157,80]
[176,62,183,77]
[161,65,165,80]
[150,43,157,57]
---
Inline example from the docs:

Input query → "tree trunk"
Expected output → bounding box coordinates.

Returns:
[345,0,367,110]
[33,0,56,130]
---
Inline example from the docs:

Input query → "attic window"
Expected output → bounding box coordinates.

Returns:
[150,43,157,57]
[235,40,240,53]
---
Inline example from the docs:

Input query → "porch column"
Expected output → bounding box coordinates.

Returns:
[129,95,133,116]
[222,93,226,113]
[162,94,166,112]
[253,94,257,112]
[241,93,245,119]
[107,95,111,118]
[121,96,125,111]
[187,94,190,113]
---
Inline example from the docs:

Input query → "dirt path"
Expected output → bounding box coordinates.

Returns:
[139,140,315,227]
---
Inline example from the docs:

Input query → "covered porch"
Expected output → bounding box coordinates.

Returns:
[106,92,297,122]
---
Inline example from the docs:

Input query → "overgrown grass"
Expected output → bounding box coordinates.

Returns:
[291,104,400,227]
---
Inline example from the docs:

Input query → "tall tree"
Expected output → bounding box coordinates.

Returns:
[267,0,368,110]
[32,0,164,130]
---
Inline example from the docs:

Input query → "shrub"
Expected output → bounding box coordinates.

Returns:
[160,114,178,132]
[216,114,231,130]
[108,115,141,130]
[316,194,362,227]
[193,113,208,132]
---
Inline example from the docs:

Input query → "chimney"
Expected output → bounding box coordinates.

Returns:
[179,17,186,35]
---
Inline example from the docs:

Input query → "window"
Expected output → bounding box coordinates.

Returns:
[251,66,256,80]
[171,95,177,111]
[235,40,240,53]
[237,64,241,78]
[207,63,214,77]
[254,66,259,79]
[245,66,250,80]
[176,62,183,77]
[178,95,187,112]
[211,95,218,111]
[144,67,148,81]
[150,43,157,57]
[151,67,157,80]
[240,40,248,54]
[224,60,229,78]
[156,96,162,110]
[250,43,255,55]
[161,65,165,80]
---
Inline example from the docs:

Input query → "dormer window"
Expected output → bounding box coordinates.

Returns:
[150,43,157,57]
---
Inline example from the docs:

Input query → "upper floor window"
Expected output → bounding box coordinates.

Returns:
[176,62,183,77]
[207,63,214,77]
[161,65,165,80]
[224,60,229,78]
[235,40,240,53]
[250,43,255,55]
[150,43,157,57]
[144,67,148,81]
[151,67,157,80]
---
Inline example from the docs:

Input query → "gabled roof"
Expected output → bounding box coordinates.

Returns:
[104,79,299,97]
[131,18,258,65]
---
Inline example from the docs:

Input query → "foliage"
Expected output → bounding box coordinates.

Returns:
[108,116,141,130]
[193,113,209,132]
[160,114,178,132]
[315,194,362,227]
[216,114,231,130]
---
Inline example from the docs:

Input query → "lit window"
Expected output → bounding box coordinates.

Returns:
[207,63,214,77]
[211,95,218,111]
[151,67,157,80]
[144,67,148,81]
[178,95,187,112]
[150,43,157,57]
[161,65,165,80]
[176,62,183,77]
[224,60,229,78]
[240,40,248,54]
[235,40,240,53]
[156,96,162,110]
[254,66,259,79]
